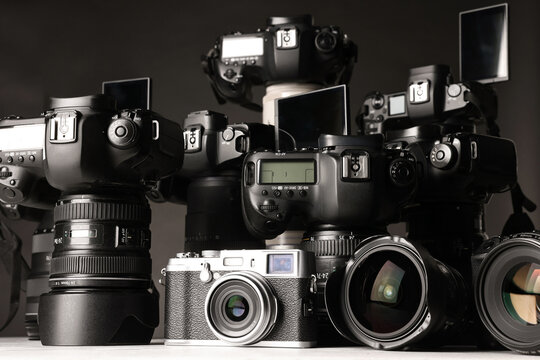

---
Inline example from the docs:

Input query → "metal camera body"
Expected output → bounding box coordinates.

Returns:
[153,110,277,252]
[472,231,540,354]
[361,64,498,135]
[202,15,357,110]
[164,249,317,347]
[241,134,417,240]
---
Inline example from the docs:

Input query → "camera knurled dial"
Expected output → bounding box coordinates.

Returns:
[430,143,456,169]
[107,116,139,149]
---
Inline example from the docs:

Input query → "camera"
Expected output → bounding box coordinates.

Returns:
[0,116,60,208]
[242,134,416,343]
[154,110,282,252]
[164,249,317,347]
[242,134,416,239]
[360,65,498,136]
[473,231,540,354]
[202,14,357,118]
[19,94,184,345]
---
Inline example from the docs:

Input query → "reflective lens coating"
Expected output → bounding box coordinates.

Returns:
[348,250,423,335]
[225,295,249,322]
[502,263,540,326]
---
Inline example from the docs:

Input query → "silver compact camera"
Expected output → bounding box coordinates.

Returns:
[163,249,317,348]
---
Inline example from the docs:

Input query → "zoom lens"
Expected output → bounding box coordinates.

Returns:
[325,235,467,350]
[38,192,159,345]
[185,173,265,252]
[205,272,278,345]
[24,211,54,340]
[476,233,540,354]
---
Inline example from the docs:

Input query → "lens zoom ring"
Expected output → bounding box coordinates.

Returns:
[54,202,150,223]
[302,237,364,257]
[51,256,151,275]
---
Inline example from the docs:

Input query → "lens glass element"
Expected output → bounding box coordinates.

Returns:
[225,295,249,322]
[502,262,540,326]
[348,250,423,334]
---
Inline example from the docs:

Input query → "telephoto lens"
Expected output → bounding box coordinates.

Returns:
[39,192,159,345]
[24,211,54,340]
[325,235,468,350]
[474,232,540,354]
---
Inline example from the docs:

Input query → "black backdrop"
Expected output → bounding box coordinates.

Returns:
[0,0,538,338]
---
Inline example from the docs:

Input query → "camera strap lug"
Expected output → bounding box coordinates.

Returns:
[159,267,166,286]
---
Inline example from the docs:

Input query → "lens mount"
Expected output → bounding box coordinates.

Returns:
[476,235,540,354]
[205,271,278,345]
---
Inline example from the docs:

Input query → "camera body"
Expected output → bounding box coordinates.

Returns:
[0,116,59,208]
[242,134,416,239]
[164,249,317,347]
[386,128,516,204]
[361,65,497,135]
[203,15,357,109]
[44,95,183,192]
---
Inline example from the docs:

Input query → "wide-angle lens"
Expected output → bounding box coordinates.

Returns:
[346,250,423,335]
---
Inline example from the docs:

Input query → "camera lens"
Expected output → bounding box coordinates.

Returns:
[225,295,249,321]
[24,211,54,340]
[326,235,467,349]
[206,272,278,345]
[38,192,159,345]
[344,248,425,337]
[476,234,540,354]
[185,173,265,252]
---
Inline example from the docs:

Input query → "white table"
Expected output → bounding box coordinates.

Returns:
[0,337,525,360]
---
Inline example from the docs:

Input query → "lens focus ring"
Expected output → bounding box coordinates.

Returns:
[51,255,151,276]
[54,201,150,223]
[302,236,364,257]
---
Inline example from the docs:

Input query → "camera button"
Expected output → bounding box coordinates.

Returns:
[262,190,268,196]
[273,190,281,197]
[17,156,23,162]
[286,190,294,197]
[7,156,13,163]
[299,190,307,197]
[222,127,235,141]
[9,179,16,186]
[29,155,35,162]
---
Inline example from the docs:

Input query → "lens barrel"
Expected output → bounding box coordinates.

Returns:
[205,272,278,345]
[475,233,540,354]
[38,192,159,345]
[325,235,467,349]
[24,211,54,340]
[185,173,265,252]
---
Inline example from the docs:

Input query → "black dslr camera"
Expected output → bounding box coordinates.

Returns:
[1,95,184,345]
[202,15,357,111]
[242,134,416,343]
[154,110,281,252]
[339,64,518,350]
[473,231,540,354]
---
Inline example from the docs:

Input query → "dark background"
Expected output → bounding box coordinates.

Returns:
[0,0,538,339]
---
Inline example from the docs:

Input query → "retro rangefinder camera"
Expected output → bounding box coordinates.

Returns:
[164,249,317,347]
[242,134,416,239]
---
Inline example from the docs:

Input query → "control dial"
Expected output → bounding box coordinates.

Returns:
[108,118,139,149]
[430,143,456,169]
[371,93,384,110]
[389,158,415,187]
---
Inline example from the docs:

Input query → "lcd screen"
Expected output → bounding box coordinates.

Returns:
[275,85,349,150]
[460,4,508,83]
[259,160,315,184]
[267,254,294,274]
[0,124,45,152]
[221,36,264,58]
[102,77,150,110]
[388,94,406,115]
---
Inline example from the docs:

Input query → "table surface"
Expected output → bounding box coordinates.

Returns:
[0,337,526,360]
